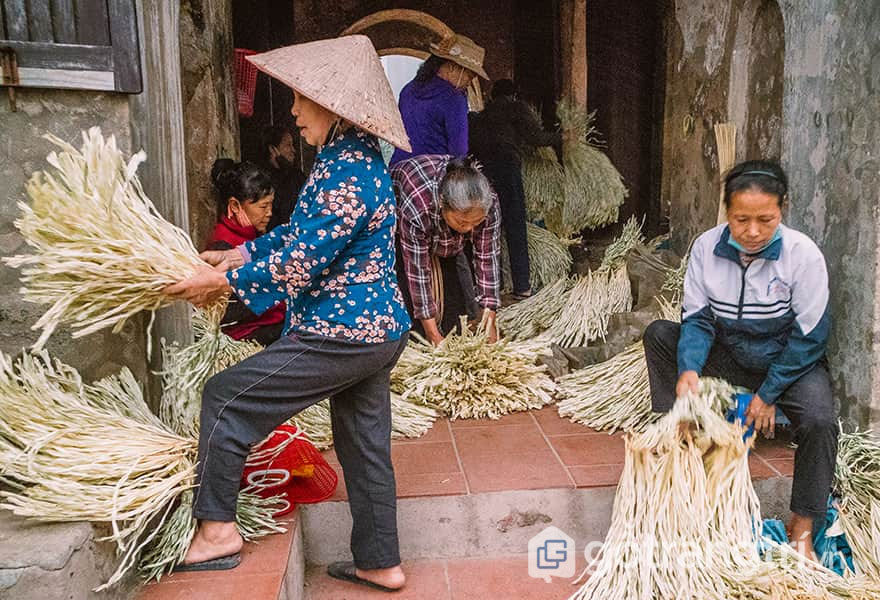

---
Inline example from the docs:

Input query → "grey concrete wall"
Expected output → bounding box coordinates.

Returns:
[0,89,149,382]
[663,0,880,427]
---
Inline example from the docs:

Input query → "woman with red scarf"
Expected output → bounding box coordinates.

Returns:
[206,159,285,345]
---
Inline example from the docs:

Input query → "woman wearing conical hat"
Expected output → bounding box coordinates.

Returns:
[165,35,413,592]
[390,33,489,165]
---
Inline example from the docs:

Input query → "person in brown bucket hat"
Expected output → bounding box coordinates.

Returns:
[165,35,413,592]
[390,32,489,164]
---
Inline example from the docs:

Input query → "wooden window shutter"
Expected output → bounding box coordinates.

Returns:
[0,0,141,93]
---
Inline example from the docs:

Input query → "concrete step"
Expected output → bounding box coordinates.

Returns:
[299,476,793,566]
[0,510,137,600]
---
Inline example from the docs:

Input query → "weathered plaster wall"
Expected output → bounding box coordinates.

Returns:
[0,89,148,382]
[664,0,880,427]
[180,0,240,250]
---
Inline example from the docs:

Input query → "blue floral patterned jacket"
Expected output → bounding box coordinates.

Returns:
[226,128,411,343]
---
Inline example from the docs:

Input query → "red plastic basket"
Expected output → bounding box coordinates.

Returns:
[241,425,338,517]
[234,48,258,117]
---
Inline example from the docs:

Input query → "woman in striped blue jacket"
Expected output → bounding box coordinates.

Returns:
[643,159,836,562]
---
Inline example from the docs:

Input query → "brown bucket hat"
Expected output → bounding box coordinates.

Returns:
[429,33,489,80]
[247,35,411,152]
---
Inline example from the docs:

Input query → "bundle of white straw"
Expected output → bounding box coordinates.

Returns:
[500,223,575,293]
[394,320,556,420]
[3,128,217,350]
[158,308,262,437]
[553,100,628,236]
[556,297,679,433]
[834,429,880,580]
[497,276,574,341]
[522,146,564,223]
[539,217,643,347]
[569,378,880,600]
[0,352,195,589]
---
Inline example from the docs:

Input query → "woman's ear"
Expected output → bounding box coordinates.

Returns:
[227,197,242,218]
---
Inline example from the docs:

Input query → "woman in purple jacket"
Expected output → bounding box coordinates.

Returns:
[390,33,488,164]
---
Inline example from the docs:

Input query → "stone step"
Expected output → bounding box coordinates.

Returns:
[0,510,137,600]
[299,476,793,566]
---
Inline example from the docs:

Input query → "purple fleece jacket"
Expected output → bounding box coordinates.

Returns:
[391,75,469,164]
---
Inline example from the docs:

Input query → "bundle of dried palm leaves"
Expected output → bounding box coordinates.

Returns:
[0,351,281,589]
[497,277,574,341]
[393,321,556,420]
[556,296,679,433]
[499,223,575,293]
[4,128,219,350]
[538,217,643,347]
[834,429,880,580]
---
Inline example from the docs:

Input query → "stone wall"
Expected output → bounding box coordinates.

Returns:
[180,0,241,250]
[663,0,880,427]
[0,89,149,383]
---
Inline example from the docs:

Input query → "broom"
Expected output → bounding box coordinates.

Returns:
[714,123,736,225]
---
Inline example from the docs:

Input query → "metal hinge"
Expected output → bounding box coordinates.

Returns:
[0,47,20,112]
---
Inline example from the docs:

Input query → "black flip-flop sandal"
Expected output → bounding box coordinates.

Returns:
[326,561,401,593]
[173,552,241,572]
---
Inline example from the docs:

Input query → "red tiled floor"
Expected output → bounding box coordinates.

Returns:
[137,520,296,599]
[304,559,451,600]
[568,464,625,488]
[549,433,625,467]
[391,442,460,475]
[396,472,469,497]
[749,455,780,480]
[766,458,795,477]
[394,420,453,443]
[445,555,584,600]
[532,406,598,436]
[139,573,284,600]
[453,424,549,459]
[449,410,536,428]
[461,450,573,493]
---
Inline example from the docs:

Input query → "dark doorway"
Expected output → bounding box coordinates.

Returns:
[586,0,667,237]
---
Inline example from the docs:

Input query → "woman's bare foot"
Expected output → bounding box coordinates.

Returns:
[355,565,406,590]
[183,521,244,565]
[788,513,819,563]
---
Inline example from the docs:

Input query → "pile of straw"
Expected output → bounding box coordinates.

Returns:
[499,223,574,293]
[569,379,880,600]
[522,146,563,223]
[497,277,574,340]
[556,297,680,433]
[4,128,218,350]
[0,351,282,588]
[538,217,643,347]
[394,321,556,420]
[835,430,880,580]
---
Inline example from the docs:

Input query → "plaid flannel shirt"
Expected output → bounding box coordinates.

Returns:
[391,155,501,320]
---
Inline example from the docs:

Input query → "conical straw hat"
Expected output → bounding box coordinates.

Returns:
[247,35,411,152]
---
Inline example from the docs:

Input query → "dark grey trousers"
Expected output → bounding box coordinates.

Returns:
[642,320,838,522]
[192,331,409,569]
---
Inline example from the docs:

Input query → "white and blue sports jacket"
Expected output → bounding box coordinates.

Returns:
[678,223,831,404]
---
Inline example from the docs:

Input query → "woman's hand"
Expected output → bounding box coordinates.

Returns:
[675,370,700,398]
[164,264,232,308]
[745,394,776,438]
[200,248,244,270]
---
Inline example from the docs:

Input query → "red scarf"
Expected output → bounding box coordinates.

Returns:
[207,216,285,340]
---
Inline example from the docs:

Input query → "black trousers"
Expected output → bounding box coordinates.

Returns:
[482,157,531,295]
[642,320,838,522]
[192,331,408,569]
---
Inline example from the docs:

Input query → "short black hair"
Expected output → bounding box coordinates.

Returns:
[210,159,274,217]
[264,125,291,151]
[723,159,788,207]
[415,55,446,82]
